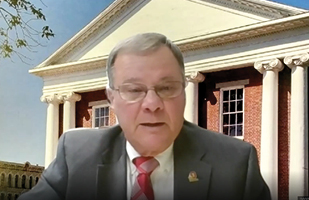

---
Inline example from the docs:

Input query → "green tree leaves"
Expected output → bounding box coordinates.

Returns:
[0,0,54,61]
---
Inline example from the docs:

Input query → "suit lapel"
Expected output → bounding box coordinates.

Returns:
[174,123,212,200]
[96,133,127,200]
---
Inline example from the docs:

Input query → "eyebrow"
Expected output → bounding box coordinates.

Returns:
[122,76,178,84]
[122,78,142,84]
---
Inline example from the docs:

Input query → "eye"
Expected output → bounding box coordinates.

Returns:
[126,85,144,93]
[157,84,175,92]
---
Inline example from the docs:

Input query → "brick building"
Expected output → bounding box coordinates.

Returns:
[29,0,308,199]
[0,161,44,200]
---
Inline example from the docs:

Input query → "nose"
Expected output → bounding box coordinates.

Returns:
[141,89,164,112]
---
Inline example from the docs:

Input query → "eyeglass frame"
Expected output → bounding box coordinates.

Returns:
[110,81,187,103]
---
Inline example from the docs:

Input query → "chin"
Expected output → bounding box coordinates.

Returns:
[142,139,172,154]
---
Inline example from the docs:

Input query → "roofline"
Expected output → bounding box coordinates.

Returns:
[33,0,308,70]
[249,0,308,12]
[202,0,307,18]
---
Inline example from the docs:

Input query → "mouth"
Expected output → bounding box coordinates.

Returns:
[140,122,165,127]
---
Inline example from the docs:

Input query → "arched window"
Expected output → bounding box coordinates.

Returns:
[35,177,39,184]
[0,193,4,200]
[7,194,12,200]
[8,174,12,187]
[21,175,26,189]
[0,174,4,186]
[29,176,33,188]
[15,175,19,188]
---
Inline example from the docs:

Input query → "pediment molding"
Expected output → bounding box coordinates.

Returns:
[202,0,305,18]
[30,56,107,77]
[177,13,309,51]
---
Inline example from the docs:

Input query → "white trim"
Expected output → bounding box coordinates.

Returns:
[219,85,245,140]
[89,100,108,107]
[216,79,249,89]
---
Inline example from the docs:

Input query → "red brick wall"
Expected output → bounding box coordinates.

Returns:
[199,66,291,200]
[200,67,263,159]
[76,90,117,128]
[278,67,291,200]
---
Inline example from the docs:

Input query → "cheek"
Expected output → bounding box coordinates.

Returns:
[165,98,186,122]
[114,101,139,121]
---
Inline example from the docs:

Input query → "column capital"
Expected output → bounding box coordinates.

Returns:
[59,92,81,102]
[186,71,205,83]
[40,94,61,104]
[284,53,309,69]
[254,58,284,74]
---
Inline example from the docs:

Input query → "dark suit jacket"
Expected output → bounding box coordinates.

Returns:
[19,121,270,200]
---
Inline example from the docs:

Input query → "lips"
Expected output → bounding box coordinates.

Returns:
[140,122,165,127]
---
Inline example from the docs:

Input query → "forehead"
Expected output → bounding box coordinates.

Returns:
[113,46,183,84]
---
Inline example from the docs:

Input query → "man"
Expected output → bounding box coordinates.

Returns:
[19,33,270,200]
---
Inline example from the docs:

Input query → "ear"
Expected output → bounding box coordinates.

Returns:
[106,88,115,109]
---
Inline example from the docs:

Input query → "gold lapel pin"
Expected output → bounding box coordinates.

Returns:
[188,171,199,182]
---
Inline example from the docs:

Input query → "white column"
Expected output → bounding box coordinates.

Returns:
[184,71,205,124]
[284,53,309,200]
[41,94,61,168]
[60,92,81,133]
[254,58,283,200]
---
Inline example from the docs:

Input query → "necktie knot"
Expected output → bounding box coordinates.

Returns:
[133,157,159,175]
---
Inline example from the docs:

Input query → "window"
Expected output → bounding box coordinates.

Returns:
[22,175,26,189]
[93,105,110,128]
[15,175,18,188]
[35,177,39,184]
[0,174,4,186]
[29,176,33,189]
[8,174,12,187]
[220,87,244,139]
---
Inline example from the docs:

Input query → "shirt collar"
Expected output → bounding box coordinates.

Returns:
[126,140,173,173]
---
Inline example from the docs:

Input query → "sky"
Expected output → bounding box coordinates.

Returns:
[0,0,308,166]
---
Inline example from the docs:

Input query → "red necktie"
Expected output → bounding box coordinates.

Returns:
[131,157,159,200]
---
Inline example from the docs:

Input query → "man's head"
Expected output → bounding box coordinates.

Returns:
[106,33,186,156]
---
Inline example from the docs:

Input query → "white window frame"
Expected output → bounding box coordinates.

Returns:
[89,100,110,129]
[217,80,248,140]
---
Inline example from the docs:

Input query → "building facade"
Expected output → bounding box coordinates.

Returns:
[29,0,309,200]
[0,161,44,200]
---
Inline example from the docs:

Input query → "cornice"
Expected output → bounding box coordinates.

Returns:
[177,13,309,52]
[36,0,139,68]
[29,56,107,77]
[202,0,306,18]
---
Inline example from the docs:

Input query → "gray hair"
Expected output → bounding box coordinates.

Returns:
[106,32,185,88]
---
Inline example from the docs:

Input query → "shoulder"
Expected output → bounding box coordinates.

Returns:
[58,125,123,152]
[182,120,253,154]
[62,125,122,141]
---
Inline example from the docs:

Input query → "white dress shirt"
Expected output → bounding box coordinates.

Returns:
[126,141,174,200]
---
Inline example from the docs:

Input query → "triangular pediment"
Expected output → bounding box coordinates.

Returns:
[33,0,306,73]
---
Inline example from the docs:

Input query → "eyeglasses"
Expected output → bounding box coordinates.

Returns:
[111,81,186,103]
